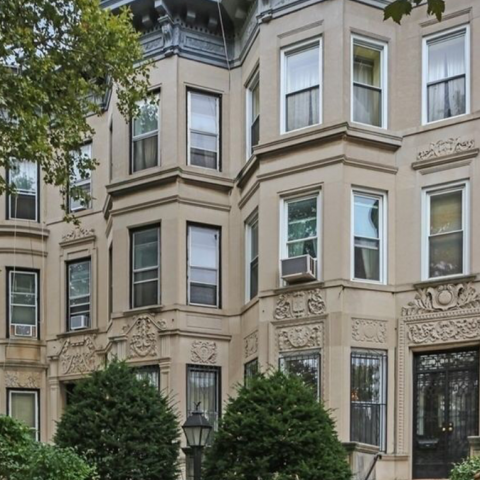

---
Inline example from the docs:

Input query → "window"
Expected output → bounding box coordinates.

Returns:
[246,214,259,301]
[423,27,469,124]
[282,40,321,132]
[132,95,159,172]
[131,226,160,308]
[8,390,39,440]
[244,358,259,387]
[69,143,92,212]
[352,191,386,283]
[279,351,320,398]
[283,195,319,262]
[188,225,220,307]
[351,349,387,451]
[187,365,221,432]
[188,91,220,170]
[8,270,38,337]
[67,259,91,331]
[352,37,387,128]
[135,365,160,390]
[423,183,468,279]
[8,160,39,221]
[246,71,260,157]
[108,244,113,318]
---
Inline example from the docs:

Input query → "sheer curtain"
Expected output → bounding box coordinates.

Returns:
[428,34,466,122]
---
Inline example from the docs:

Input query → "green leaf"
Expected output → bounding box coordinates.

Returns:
[426,0,446,21]
[384,0,413,24]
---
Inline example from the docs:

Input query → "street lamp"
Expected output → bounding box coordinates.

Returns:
[182,403,213,480]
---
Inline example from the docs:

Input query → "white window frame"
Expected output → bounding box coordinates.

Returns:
[131,94,160,172]
[8,389,40,441]
[245,212,259,302]
[187,224,220,308]
[187,90,220,171]
[246,69,260,160]
[70,142,92,213]
[280,192,322,281]
[67,259,91,331]
[351,35,388,129]
[8,161,39,222]
[351,189,387,284]
[280,38,322,134]
[9,270,38,328]
[422,181,469,281]
[422,25,470,125]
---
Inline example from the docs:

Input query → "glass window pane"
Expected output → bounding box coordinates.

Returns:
[354,45,381,87]
[10,194,36,221]
[190,149,217,169]
[190,227,218,268]
[250,221,259,260]
[134,229,159,270]
[133,135,158,172]
[251,81,260,121]
[134,270,158,283]
[133,100,158,137]
[428,34,465,83]
[191,132,217,152]
[135,366,160,390]
[10,161,37,193]
[353,85,381,127]
[12,292,36,306]
[71,144,92,183]
[288,239,317,258]
[250,260,258,299]
[354,242,380,281]
[10,392,36,431]
[288,198,317,241]
[69,262,90,298]
[430,190,462,235]
[429,231,463,278]
[286,87,319,131]
[70,182,91,211]
[427,77,465,122]
[12,273,35,295]
[134,281,159,308]
[190,93,218,133]
[286,46,319,94]
[190,284,217,306]
[355,195,380,239]
[191,267,217,285]
[279,353,319,397]
[11,306,36,325]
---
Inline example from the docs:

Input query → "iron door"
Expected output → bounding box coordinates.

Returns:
[413,349,479,479]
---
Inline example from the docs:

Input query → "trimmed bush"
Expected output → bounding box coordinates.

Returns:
[450,456,480,480]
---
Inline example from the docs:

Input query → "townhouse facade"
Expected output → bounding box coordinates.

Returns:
[1,0,480,478]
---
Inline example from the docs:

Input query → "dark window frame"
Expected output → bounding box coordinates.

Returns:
[279,349,321,399]
[244,358,259,387]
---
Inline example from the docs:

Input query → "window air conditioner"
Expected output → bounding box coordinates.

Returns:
[14,324,34,337]
[70,315,88,330]
[281,255,317,283]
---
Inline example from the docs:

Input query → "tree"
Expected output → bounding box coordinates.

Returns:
[0,415,96,480]
[450,456,480,480]
[384,0,446,24]
[55,360,180,480]
[203,371,352,480]
[0,0,150,218]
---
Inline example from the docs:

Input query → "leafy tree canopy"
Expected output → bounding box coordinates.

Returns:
[0,414,96,480]
[0,0,150,218]
[55,360,180,480]
[384,0,446,24]
[203,370,352,480]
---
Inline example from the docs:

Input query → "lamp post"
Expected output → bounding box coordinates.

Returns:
[182,403,213,480]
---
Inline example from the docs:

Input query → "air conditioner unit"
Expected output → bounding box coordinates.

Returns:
[14,324,34,337]
[70,315,88,330]
[281,255,317,283]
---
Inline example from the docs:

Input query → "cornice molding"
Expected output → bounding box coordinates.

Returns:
[0,222,49,240]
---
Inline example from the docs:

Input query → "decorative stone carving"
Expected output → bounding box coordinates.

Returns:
[274,289,326,320]
[124,315,167,359]
[62,227,95,243]
[277,323,323,352]
[417,138,475,161]
[191,341,217,364]
[5,370,42,388]
[185,36,225,55]
[244,331,258,358]
[59,336,97,375]
[402,283,480,317]
[352,319,387,344]
[407,318,480,345]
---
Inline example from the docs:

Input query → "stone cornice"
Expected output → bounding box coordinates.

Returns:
[0,222,49,240]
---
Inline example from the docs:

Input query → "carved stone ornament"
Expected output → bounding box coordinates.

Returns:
[407,318,480,345]
[417,138,475,161]
[244,331,258,358]
[5,370,42,389]
[62,227,95,243]
[59,336,97,375]
[352,319,387,344]
[124,315,167,359]
[277,323,323,352]
[402,283,480,317]
[191,341,217,364]
[274,289,326,320]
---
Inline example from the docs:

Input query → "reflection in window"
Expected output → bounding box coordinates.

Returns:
[70,143,92,212]
[132,96,159,172]
[68,259,91,330]
[244,358,259,388]
[8,390,39,440]
[247,73,260,156]
[8,161,38,221]
[285,196,318,259]
[279,351,320,398]
[135,365,160,391]
[9,270,38,336]
[246,215,259,301]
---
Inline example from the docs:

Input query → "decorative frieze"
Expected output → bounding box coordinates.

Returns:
[124,315,167,359]
[59,336,98,375]
[277,323,323,352]
[402,283,480,317]
[5,370,42,389]
[244,331,258,358]
[417,138,475,161]
[62,227,95,243]
[407,318,480,345]
[352,319,387,344]
[191,341,218,364]
[274,288,326,320]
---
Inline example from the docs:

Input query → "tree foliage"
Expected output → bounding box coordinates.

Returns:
[0,0,150,217]
[384,0,445,24]
[55,360,180,480]
[450,456,480,480]
[203,371,352,480]
[0,415,96,480]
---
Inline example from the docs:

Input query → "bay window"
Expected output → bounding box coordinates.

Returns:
[70,142,92,212]
[282,39,321,132]
[8,390,39,440]
[423,27,469,124]
[8,160,39,221]
[67,259,91,331]
[279,351,321,398]
[246,214,259,301]
[132,95,159,172]
[188,90,220,170]
[8,269,38,338]
[246,71,260,157]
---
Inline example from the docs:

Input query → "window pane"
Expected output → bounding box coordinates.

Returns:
[250,259,258,299]
[286,46,319,94]
[244,359,259,387]
[134,270,158,283]
[288,239,317,258]
[191,132,217,152]
[134,229,159,270]
[190,284,217,306]
[286,86,319,131]
[428,34,465,83]
[12,272,35,295]
[427,77,465,122]
[288,198,317,241]
[69,262,90,298]
[11,306,36,325]
[135,366,160,390]
[429,231,463,278]
[353,85,381,127]
[190,227,218,269]
[251,116,260,151]
[354,240,380,281]
[10,392,36,437]
[191,267,217,285]
[134,280,159,308]
[70,182,91,211]
[279,353,319,397]
[71,144,92,183]
[190,149,217,169]
[190,93,218,133]
[133,101,158,137]
[355,195,380,239]
[251,81,260,121]
[354,45,381,87]
[10,195,36,221]
[430,190,462,235]
[250,221,258,260]
[10,161,37,193]
[133,135,158,172]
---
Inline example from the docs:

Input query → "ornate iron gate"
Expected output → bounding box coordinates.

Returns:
[413,349,479,479]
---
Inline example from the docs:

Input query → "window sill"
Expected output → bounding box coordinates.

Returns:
[122,305,164,317]
[414,273,476,289]
[241,296,259,314]
[56,327,99,339]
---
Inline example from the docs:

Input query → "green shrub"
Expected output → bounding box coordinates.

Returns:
[450,456,480,480]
